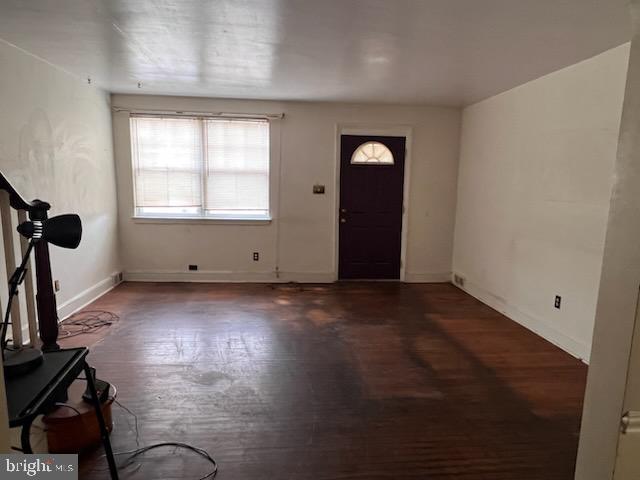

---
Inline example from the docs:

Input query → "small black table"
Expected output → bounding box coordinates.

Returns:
[5,347,119,479]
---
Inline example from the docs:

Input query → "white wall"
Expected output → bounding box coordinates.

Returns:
[576,4,640,477]
[0,39,120,321]
[111,95,461,283]
[452,44,630,361]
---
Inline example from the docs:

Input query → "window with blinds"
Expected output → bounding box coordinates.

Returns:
[130,115,270,219]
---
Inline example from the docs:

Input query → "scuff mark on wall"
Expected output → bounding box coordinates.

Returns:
[17,108,56,202]
[6,108,103,216]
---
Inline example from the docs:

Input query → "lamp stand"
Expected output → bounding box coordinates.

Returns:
[1,238,44,377]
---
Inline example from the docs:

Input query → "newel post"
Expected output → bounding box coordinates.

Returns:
[29,201,59,351]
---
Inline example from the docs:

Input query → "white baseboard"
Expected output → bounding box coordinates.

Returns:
[124,269,336,283]
[454,275,591,362]
[404,271,451,283]
[57,273,122,320]
[125,269,452,284]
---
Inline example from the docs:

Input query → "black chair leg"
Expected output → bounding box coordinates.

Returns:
[84,363,119,480]
[20,420,33,453]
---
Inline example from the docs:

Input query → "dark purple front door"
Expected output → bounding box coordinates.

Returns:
[339,135,406,280]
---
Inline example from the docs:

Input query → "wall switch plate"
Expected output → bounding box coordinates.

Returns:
[188,264,198,271]
[313,184,325,194]
[253,252,260,261]
[54,280,60,292]
[555,295,562,309]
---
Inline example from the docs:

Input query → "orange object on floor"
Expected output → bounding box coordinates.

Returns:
[43,381,115,454]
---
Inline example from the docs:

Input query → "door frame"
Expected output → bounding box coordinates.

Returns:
[333,124,413,281]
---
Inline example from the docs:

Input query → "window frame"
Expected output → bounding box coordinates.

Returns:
[129,114,274,223]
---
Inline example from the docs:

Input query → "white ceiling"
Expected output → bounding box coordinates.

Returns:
[0,0,632,106]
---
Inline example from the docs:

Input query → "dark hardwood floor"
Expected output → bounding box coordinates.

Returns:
[63,282,587,479]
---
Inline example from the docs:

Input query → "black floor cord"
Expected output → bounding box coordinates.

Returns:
[110,399,218,479]
[113,442,218,480]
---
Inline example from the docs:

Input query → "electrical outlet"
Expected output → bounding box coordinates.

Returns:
[189,264,198,271]
[313,184,325,194]
[555,295,562,309]
[54,280,60,292]
[253,252,260,261]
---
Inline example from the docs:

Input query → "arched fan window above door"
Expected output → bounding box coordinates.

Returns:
[350,142,394,165]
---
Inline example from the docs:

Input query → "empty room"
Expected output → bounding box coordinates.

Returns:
[0,1,639,479]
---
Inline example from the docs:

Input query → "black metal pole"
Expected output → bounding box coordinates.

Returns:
[84,363,119,480]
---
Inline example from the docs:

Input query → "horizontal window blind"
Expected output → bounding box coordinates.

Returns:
[205,119,269,215]
[130,115,270,218]
[131,116,202,209]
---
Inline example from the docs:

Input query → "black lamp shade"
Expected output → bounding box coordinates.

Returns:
[17,214,82,249]
[43,214,82,249]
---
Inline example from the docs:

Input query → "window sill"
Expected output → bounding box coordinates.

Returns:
[131,216,272,225]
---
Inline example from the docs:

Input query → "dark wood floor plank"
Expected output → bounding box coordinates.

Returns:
[61,282,587,480]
